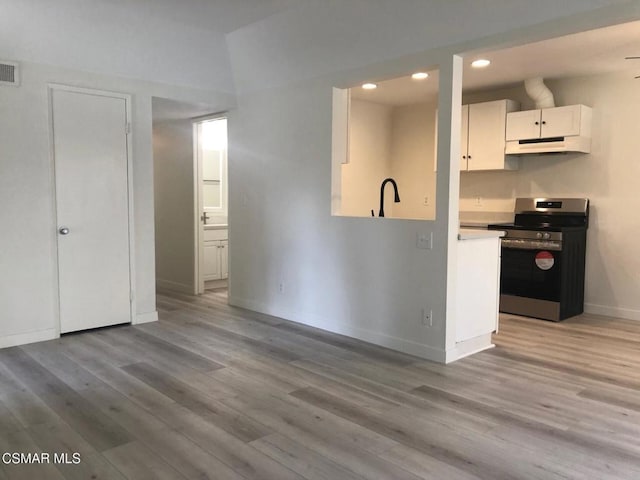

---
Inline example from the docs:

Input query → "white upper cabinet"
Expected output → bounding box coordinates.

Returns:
[504,109,542,141]
[466,99,520,171]
[435,99,520,172]
[506,104,592,141]
[460,104,469,171]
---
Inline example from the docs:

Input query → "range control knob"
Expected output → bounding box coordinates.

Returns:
[542,232,551,240]
[536,232,543,239]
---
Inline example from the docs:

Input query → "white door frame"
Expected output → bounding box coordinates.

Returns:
[48,83,136,335]
[192,113,227,295]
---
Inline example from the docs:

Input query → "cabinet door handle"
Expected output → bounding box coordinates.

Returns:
[541,121,546,125]
[467,155,472,160]
[535,121,539,125]
[462,155,467,159]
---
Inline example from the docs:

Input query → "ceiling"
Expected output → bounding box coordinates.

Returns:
[351,20,640,106]
[152,97,220,122]
[95,0,311,33]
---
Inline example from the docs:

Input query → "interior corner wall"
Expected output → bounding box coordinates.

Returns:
[0,60,233,348]
[341,99,393,217]
[390,101,438,220]
[153,119,196,294]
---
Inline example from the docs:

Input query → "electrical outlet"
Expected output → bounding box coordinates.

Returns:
[475,196,483,207]
[423,196,429,206]
[278,282,285,294]
[416,232,433,250]
[421,308,433,327]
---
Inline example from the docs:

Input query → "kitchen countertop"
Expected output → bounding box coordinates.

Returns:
[460,221,491,229]
[458,228,505,240]
[204,224,228,230]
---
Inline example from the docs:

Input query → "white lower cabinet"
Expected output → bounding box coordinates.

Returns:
[203,229,228,281]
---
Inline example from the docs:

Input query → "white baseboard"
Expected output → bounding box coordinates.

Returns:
[446,333,494,363]
[228,295,447,363]
[156,278,194,295]
[134,311,158,325]
[205,279,228,290]
[0,328,58,349]
[584,303,640,321]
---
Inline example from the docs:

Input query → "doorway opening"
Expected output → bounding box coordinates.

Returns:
[151,97,229,300]
[194,116,229,296]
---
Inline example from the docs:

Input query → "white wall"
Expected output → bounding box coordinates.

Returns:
[0,60,233,347]
[153,118,196,294]
[227,80,448,360]
[342,98,437,221]
[390,102,438,220]
[341,99,393,217]
[0,0,235,93]
[460,71,640,320]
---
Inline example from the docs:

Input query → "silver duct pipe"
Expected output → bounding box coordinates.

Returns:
[524,77,555,109]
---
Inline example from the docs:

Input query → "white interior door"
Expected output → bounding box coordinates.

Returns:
[52,87,132,334]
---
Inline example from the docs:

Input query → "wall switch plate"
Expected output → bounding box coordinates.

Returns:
[421,308,433,327]
[416,232,433,250]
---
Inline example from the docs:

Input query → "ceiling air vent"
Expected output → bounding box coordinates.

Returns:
[0,61,19,86]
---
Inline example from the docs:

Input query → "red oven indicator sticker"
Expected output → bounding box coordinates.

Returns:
[535,251,555,270]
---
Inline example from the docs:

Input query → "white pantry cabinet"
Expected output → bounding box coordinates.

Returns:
[203,229,228,281]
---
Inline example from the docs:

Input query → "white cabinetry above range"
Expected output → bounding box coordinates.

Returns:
[506,104,592,154]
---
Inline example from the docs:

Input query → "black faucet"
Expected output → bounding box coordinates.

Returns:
[378,178,400,217]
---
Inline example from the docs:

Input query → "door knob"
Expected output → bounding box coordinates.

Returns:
[59,227,70,235]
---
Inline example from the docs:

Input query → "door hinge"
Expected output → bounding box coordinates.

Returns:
[125,123,131,135]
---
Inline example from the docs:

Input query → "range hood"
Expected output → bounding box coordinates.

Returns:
[505,103,592,155]
[506,134,591,155]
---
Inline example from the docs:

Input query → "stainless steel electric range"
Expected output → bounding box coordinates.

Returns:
[488,198,589,321]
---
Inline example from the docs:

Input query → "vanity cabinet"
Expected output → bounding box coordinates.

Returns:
[436,99,520,172]
[204,229,228,281]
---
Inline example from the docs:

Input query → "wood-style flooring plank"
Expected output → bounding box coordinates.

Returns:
[122,362,272,443]
[251,433,368,480]
[0,348,133,453]
[172,413,307,480]
[102,441,186,480]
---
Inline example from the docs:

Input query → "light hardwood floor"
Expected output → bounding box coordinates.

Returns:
[1,291,640,479]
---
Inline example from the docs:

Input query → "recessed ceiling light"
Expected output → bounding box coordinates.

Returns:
[411,72,429,80]
[362,83,377,90]
[471,59,491,68]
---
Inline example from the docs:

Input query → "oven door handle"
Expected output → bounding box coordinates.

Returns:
[501,240,562,251]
